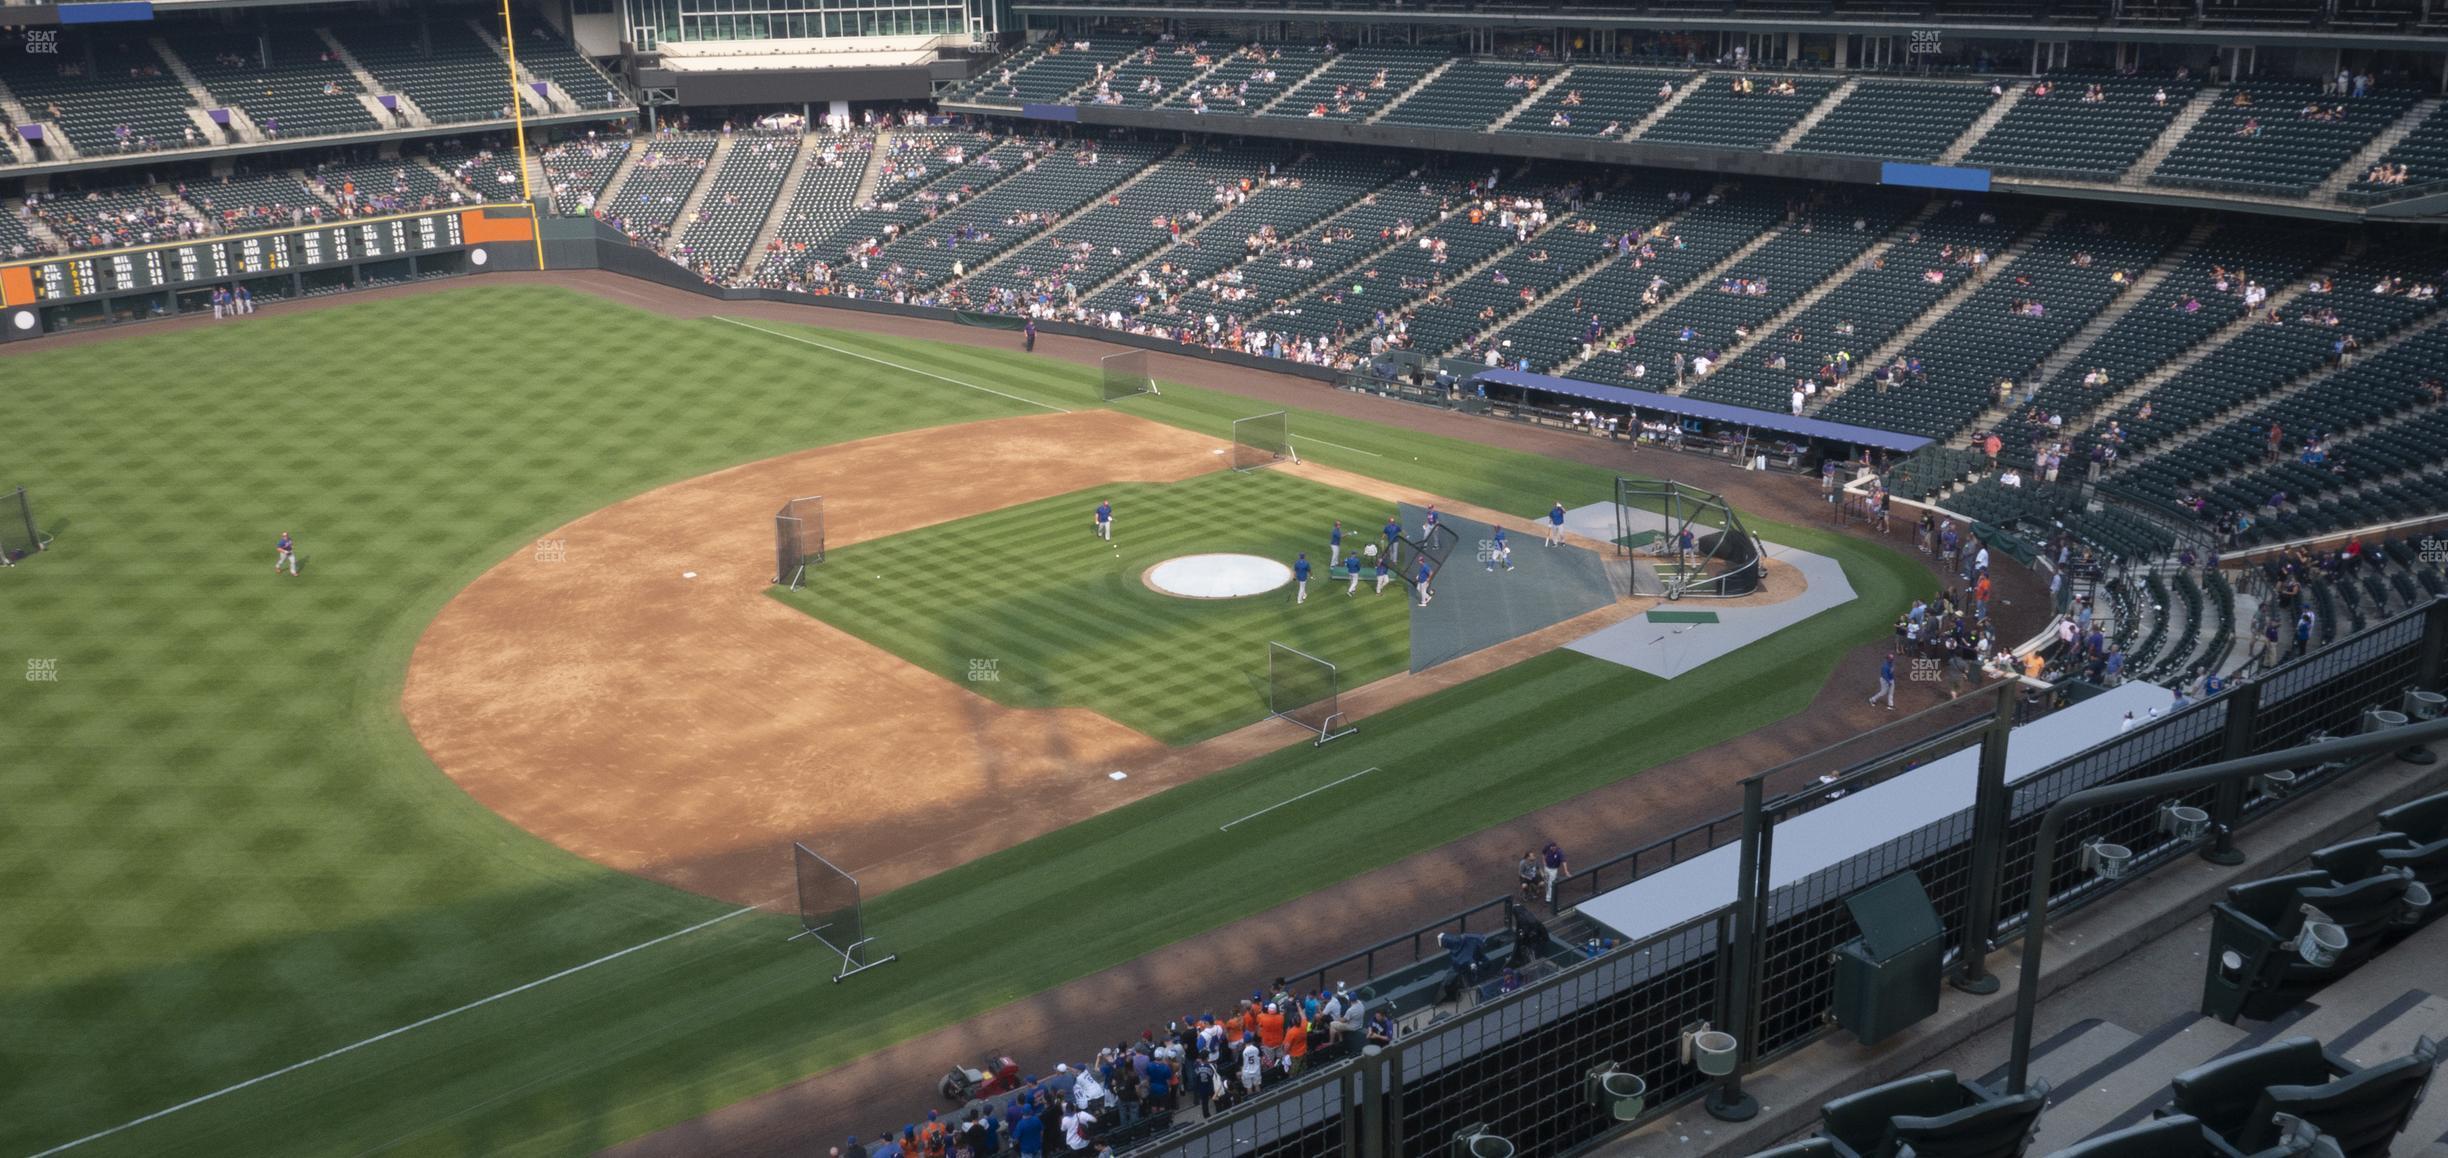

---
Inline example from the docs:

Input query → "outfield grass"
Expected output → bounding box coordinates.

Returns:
[781,470,1414,743]
[0,286,1925,1158]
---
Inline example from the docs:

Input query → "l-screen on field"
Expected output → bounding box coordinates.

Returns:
[780,469,1412,744]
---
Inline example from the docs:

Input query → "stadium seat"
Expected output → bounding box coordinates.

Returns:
[2200,871,2410,1024]
[2154,84,2417,198]
[1508,66,1692,140]
[330,21,530,125]
[2040,1112,2326,1157]
[1639,74,1841,150]
[2166,1035,2439,1157]
[1818,1070,2048,1158]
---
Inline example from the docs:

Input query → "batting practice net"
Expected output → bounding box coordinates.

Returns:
[1267,642,1357,745]
[774,495,825,590]
[790,842,898,981]
[1396,520,1462,588]
[0,487,39,564]
[1099,349,1157,401]
[1232,410,1293,472]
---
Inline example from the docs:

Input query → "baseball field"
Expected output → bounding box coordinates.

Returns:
[0,282,1928,1157]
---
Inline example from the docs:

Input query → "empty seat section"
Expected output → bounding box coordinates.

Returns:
[1966,76,2199,180]
[183,30,381,140]
[333,21,523,125]
[1789,81,1998,161]
[1820,218,2176,439]
[2345,104,2448,201]
[1689,200,2029,413]
[958,144,1290,310]
[1260,46,1448,123]
[508,22,626,111]
[1161,44,1329,114]
[844,139,1169,294]
[1377,61,1555,131]
[750,133,876,287]
[678,132,803,278]
[1508,67,1689,139]
[596,133,717,240]
[0,32,197,155]
[1639,74,1839,149]
[538,137,631,214]
[2154,82,2417,197]
[1081,154,1396,323]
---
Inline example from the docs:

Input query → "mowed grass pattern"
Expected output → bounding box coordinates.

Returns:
[0,288,1926,1158]
[787,471,1411,743]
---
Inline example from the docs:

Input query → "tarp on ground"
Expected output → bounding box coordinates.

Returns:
[1468,367,1934,454]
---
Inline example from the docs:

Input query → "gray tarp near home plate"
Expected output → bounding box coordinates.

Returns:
[1468,367,1935,454]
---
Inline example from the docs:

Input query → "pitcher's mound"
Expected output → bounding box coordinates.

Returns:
[1144,553,1293,599]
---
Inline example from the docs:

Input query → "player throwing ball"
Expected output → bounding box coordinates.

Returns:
[1486,526,1513,573]
[1094,498,1113,541]
[273,530,298,576]
[1546,502,1567,546]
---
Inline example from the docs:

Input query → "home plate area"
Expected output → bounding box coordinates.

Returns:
[1558,502,1858,680]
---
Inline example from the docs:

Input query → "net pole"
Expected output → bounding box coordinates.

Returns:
[790,842,899,981]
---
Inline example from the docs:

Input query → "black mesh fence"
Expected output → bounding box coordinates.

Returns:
[1268,643,1345,739]
[1234,411,1291,472]
[0,487,37,562]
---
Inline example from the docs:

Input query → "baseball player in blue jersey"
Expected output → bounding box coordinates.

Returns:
[1486,526,1513,572]
[1381,515,1403,567]
[1374,555,1392,594]
[273,530,298,576]
[1414,559,1434,606]
[1328,520,1343,567]
[1420,506,1440,546]
[1293,552,1311,603]
[1546,502,1567,546]
[1344,552,1362,595]
[1094,499,1113,541]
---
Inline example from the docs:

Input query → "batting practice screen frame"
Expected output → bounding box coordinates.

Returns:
[0,487,37,562]
[1267,642,1357,745]
[1099,349,1156,401]
[774,495,825,588]
[793,842,865,950]
[1232,411,1291,472]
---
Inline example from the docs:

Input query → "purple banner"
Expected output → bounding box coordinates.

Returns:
[19,124,41,143]
[531,82,548,98]
[208,108,231,126]
[378,94,398,111]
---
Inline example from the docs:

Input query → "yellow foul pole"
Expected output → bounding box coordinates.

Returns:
[499,0,549,270]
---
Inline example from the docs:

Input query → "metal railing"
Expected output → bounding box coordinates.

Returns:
[1132,597,2446,1158]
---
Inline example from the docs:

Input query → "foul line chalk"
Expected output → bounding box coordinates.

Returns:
[1289,435,1382,458]
[714,317,1071,415]
[1220,767,1380,832]
[30,905,763,1157]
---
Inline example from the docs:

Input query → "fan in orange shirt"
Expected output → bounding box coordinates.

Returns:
[1256,1003,1288,1064]
[1282,1008,1310,1075]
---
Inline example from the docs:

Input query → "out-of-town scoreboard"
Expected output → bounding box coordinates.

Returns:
[11,211,468,303]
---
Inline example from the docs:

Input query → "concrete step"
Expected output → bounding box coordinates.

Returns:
[1623,72,1706,141]
[2024,1013,2248,1155]
[2319,96,2443,201]
[1938,81,2025,165]
[1489,67,1574,132]
[1768,76,1860,154]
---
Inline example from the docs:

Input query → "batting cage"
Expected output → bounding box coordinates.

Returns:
[774,495,824,590]
[1231,410,1293,473]
[1266,642,1357,745]
[1615,478,1761,600]
[0,487,40,565]
[1098,349,1158,401]
[789,842,898,981]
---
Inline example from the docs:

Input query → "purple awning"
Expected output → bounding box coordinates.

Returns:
[531,82,548,98]
[19,124,42,142]
[377,94,398,111]
[208,108,231,126]
[1470,367,1934,453]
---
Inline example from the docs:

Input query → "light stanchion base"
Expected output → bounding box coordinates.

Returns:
[1705,1083,1760,1122]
